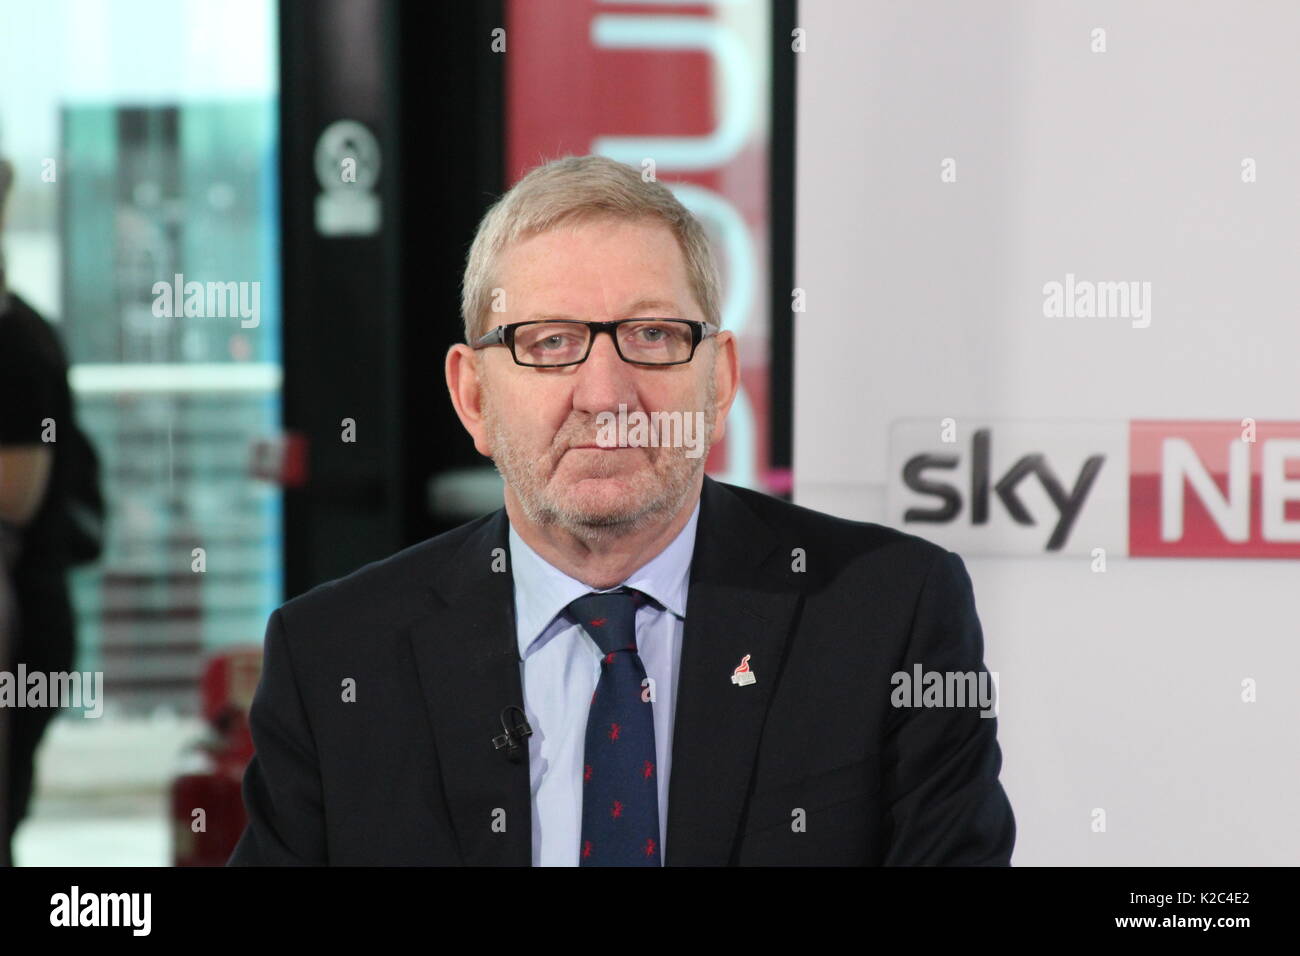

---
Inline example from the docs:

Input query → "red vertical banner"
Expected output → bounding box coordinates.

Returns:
[505,0,773,490]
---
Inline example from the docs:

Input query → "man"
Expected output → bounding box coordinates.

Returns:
[230,155,1015,866]
[0,155,80,866]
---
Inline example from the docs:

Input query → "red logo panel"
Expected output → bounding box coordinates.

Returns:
[1130,420,1300,557]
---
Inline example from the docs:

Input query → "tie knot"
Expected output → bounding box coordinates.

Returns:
[568,587,642,655]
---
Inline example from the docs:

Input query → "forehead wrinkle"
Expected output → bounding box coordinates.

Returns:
[515,221,688,321]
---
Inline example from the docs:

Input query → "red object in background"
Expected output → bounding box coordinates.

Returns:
[505,0,773,488]
[249,432,309,488]
[1129,420,1300,558]
[170,647,262,866]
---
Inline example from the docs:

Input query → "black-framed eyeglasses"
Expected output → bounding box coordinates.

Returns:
[471,318,720,368]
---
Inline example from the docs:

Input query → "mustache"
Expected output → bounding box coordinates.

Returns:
[552,415,621,452]
[551,431,653,461]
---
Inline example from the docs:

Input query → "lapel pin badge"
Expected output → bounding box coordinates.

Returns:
[730,654,756,687]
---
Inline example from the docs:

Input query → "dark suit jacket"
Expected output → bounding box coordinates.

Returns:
[228,475,1015,865]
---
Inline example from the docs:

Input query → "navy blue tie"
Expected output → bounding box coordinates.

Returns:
[569,588,661,866]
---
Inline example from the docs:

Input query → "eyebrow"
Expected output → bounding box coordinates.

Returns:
[526,298,683,321]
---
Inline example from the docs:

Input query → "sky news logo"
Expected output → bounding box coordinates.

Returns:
[888,420,1300,557]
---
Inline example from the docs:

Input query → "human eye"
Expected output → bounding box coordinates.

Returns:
[622,321,676,346]
[516,322,587,362]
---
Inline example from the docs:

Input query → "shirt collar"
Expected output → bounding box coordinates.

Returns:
[509,496,701,660]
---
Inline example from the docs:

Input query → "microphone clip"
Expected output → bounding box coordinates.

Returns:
[492,705,533,762]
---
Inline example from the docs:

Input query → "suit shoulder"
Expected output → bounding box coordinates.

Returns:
[718,480,950,570]
[276,510,499,632]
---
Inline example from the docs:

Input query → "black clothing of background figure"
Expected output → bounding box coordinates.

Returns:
[0,291,79,863]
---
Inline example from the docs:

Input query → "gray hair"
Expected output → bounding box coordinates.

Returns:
[459,155,720,342]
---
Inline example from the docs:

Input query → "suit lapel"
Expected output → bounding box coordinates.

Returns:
[665,476,801,865]
[410,509,533,865]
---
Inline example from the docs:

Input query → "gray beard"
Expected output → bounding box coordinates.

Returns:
[516,453,699,540]
[481,375,715,544]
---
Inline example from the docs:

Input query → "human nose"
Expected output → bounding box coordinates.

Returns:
[570,328,638,414]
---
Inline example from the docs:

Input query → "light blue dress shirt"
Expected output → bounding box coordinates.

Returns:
[509,498,700,867]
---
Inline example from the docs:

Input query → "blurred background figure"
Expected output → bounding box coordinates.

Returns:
[0,460,15,865]
[0,158,12,861]
[0,150,106,865]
